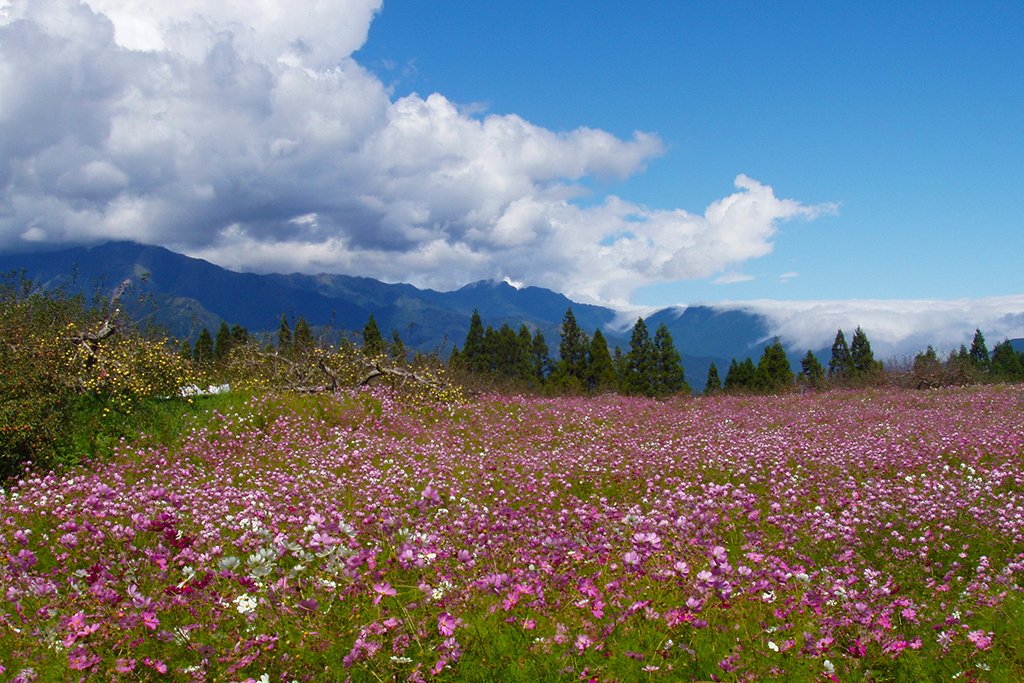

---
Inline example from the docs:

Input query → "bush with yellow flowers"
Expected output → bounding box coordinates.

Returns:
[0,271,206,479]
[67,325,204,411]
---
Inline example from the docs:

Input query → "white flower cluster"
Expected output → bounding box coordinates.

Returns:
[233,594,258,615]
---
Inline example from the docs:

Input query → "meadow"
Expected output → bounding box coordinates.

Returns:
[2,385,1024,682]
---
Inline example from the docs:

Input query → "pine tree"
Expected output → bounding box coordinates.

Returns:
[612,345,626,390]
[653,322,688,395]
[481,325,499,375]
[463,310,486,373]
[753,337,793,393]
[530,330,552,383]
[991,340,1023,381]
[828,329,852,379]
[291,317,313,354]
[179,338,192,361]
[194,327,214,365]
[556,307,590,383]
[230,324,249,346]
[362,314,385,357]
[799,350,824,388]
[849,326,880,377]
[969,329,990,371]
[214,321,233,362]
[704,362,721,396]
[493,323,520,378]
[277,316,292,355]
[622,317,657,396]
[514,325,535,381]
[587,328,616,391]
[724,357,756,392]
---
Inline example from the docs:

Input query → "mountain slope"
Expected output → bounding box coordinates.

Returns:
[0,241,773,386]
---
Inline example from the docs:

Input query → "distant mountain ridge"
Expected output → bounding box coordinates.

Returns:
[0,241,779,387]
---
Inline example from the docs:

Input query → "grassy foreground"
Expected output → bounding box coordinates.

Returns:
[2,386,1024,682]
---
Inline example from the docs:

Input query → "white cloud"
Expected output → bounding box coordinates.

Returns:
[718,296,1024,358]
[0,0,837,305]
[777,271,798,282]
[714,272,755,285]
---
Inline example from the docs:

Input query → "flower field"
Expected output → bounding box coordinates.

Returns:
[2,386,1024,682]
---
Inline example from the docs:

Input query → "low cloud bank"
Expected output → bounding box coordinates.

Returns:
[720,296,1024,359]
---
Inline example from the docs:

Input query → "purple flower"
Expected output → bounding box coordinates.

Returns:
[438,612,458,637]
[142,657,167,674]
[372,582,396,605]
[623,550,641,567]
[967,629,994,650]
[296,598,319,613]
[113,658,136,673]
[67,648,101,671]
[421,484,441,507]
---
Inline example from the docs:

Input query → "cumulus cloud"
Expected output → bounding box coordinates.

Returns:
[719,296,1024,358]
[0,0,836,304]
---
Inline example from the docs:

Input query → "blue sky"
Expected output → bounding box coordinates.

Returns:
[355,1,1023,304]
[1,0,1022,352]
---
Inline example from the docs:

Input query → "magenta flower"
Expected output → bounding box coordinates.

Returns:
[438,612,457,636]
[141,611,159,630]
[67,611,86,631]
[142,657,167,673]
[114,659,136,673]
[372,581,396,604]
[967,630,994,650]
[67,648,101,671]
[623,550,641,567]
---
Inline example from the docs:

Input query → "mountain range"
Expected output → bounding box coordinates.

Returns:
[0,241,787,387]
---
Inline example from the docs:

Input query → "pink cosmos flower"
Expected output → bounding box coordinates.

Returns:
[142,657,167,673]
[438,612,458,637]
[68,611,86,631]
[967,630,994,650]
[372,582,396,605]
[114,659,136,673]
[68,648,101,671]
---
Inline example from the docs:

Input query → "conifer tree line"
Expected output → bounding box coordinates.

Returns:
[449,307,691,397]
[908,329,1024,387]
[182,321,252,366]
[707,326,882,395]
[185,311,1024,395]
[702,325,1024,395]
